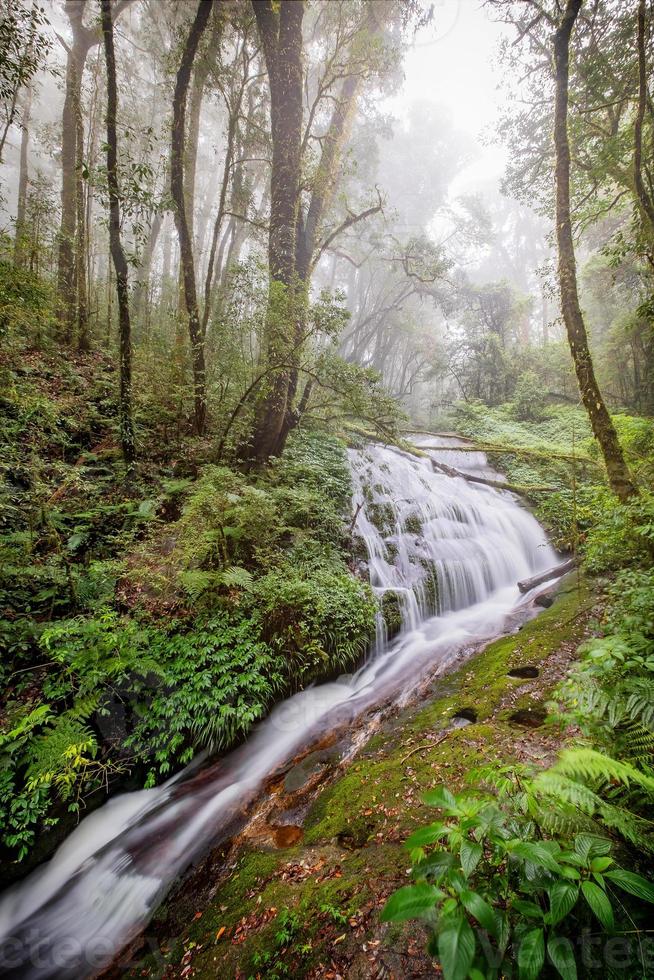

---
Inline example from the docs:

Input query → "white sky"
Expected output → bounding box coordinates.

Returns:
[396,0,511,196]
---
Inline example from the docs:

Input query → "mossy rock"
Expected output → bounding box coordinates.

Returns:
[368,501,396,535]
[381,589,404,639]
[403,511,423,535]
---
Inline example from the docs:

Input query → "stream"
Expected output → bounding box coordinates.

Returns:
[0,437,559,978]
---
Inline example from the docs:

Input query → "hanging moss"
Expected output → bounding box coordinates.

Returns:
[404,511,423,535]
[420,569,439,613]
[381,589,404,639]
[368,501,396,535]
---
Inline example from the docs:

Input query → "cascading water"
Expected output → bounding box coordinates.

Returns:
[0,438,559,979]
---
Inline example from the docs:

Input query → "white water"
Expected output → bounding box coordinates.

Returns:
[0,438,558,978]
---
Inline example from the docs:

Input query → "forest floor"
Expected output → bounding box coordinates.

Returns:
[125,572,603,979]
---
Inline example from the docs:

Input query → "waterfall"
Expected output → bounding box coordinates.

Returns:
[0,439,559,979]
[350,436,555,649]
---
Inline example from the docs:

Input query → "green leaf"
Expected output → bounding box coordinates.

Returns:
[512,898,543,919]
[66,531,86,551]
[437,915,475,980]
[460,889,498,937]
[581,880,614,929]
[381,884,439,923]
[574,834,611,862]
[509,841,561,874]
[415,851,456,878]
[605,869,654,903]
[406,823,448,848]
[423,785,458,810]
[518,927,545,980]
[547,935,577,980]
[590,856,613,873]
[547,882,578,925]
[137,499,157,518]
[460,840,482,877]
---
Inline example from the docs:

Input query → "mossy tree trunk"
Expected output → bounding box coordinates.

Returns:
[247,0,304,464]
[171,0,213,436]
[553,0,637,503]
[101,0,135,468]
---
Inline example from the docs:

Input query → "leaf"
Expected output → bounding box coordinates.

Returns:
[547,935,577,980]
[437,915,475,980]
[574,834,612,862]
[581,880,614,929]
[381,884,439,923]
[518,927,545,980]
[508,841,561,874]
[406,823,448,848]
[66,531,86,551]
[460,889,498,938]
[547,882,578,925]
[590,856,613,873]
[460,840,482,877]
[137,499,157,519]
[512,898,543,919]
[423,785,458,810]
[605,869,654,903]
[414,851,456,878]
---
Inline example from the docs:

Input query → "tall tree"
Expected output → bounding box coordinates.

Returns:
[13,80,32,267]
[247,0,304,463]
[170,0,213,436]
[553,0,636,501]
[101,0,135,468]
[56,0,131,344]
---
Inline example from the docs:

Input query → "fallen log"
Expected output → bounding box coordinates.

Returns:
[430,459,555,495]
[517,558,576,594]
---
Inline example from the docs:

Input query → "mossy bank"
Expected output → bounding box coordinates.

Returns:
[127,574,599,979]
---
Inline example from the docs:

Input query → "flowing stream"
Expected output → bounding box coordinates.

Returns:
[0,438,559,978]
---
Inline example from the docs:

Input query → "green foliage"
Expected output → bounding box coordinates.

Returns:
[0,260,55,343]
[382,783,654,979]
[511,371,547,422]
[127,613,284,777]
[249,560,376,683]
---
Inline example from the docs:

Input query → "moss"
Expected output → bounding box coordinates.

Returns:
[368,501,396,535]
[404,511,423,535]
[380,589,403,639]
[132,574,596,979]
[419,567,439,613]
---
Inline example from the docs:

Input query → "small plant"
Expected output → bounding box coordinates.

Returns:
[382,784,654,979]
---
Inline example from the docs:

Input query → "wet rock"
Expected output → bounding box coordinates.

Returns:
[272,825,303,848]
[283,747,340,794]
[535,592,555,608]
[380,590,403,640]
[508,665,539,679]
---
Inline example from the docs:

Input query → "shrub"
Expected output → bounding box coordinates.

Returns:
[248,561,376,683]
[382,783,654,980]
[511,370,547,422]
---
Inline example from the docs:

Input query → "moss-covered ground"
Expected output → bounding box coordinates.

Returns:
[127,574,602,979]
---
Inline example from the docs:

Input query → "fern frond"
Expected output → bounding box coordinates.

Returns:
[553,748,654,793]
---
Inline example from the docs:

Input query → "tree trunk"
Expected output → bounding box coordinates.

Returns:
[170,0,213,437]
[101,0,135,467]
[13,83,32,268]
[75,92,90,350]
[247,0,304,464]
[57,18,86,343]
[553,0,636,502]
[634,0,654,243]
